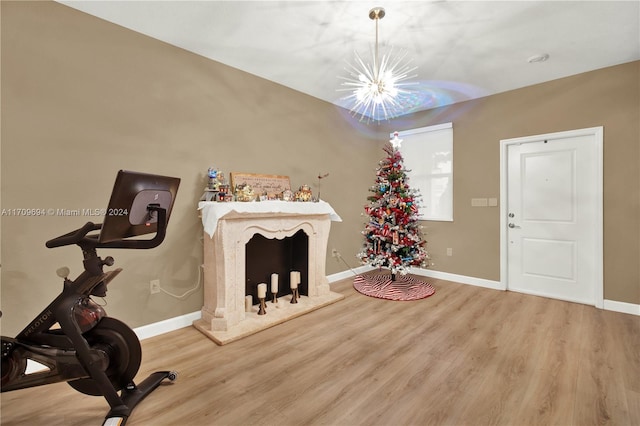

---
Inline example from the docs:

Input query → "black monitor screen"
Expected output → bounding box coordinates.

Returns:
[99,170,180,243]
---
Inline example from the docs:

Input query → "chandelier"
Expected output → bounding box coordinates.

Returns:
[339,7,417,123]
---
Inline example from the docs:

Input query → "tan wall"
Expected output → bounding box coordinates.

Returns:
[378,60,640,305]
[1,2,638,337]
[0,1,386,335]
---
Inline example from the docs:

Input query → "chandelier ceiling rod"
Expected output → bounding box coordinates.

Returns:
[370,8,385,81]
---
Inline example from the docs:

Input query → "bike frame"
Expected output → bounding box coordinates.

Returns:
[2,205,175,423]
[2,255,120,392]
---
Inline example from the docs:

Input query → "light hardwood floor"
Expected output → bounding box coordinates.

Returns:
[2,275,639,425]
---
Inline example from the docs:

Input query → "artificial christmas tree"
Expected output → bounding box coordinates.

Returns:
[357,132,430,280]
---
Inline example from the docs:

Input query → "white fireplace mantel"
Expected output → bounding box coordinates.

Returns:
[198,200,342,238]
[194,200,344,345]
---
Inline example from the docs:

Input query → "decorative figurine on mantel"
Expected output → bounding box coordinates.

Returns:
[208,167,219,190]
[234,183,256,202]
[201,167,228,201]
[295,184,313,202]
[282,189,294,201]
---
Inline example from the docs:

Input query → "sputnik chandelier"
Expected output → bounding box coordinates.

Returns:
[339,7,417,123]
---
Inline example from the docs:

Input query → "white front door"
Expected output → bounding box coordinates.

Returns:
[501,127,603,306]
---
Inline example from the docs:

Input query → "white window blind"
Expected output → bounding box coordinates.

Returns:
[395,123,453,221]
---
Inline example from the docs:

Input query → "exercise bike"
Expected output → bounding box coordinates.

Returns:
[1,170,180,425]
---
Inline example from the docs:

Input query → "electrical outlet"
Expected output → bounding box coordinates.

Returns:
[150,279,161,294]
[446,248,453,256]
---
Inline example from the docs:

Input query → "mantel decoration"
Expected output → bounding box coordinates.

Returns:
[200,170,325,203]
[354,132,435,301]
[201,167,232,201]
[339,7,418,123]
[230,172,291,200]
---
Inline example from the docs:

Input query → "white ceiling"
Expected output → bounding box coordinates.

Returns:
[58,1,640,117]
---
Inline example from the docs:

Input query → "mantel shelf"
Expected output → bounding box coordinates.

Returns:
[198,200,342,237]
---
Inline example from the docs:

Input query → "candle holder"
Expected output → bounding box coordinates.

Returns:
[272,291,278,304]
[258,296,267,315]
[290,288,299,304]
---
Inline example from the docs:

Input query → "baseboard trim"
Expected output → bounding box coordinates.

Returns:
[603,299,640,316]
[134,311,202,340]
[328,266,503,290]
[327,265,373,283]
[408,267,503,291]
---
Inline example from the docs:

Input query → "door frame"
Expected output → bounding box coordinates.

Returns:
[499,126,604,308]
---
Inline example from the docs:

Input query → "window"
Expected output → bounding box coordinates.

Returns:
[394,123,453,221]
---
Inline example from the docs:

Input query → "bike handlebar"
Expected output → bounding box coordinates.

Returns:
[45,222,102,248]
[45,206,168,250]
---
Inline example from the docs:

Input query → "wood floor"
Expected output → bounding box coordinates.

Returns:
[2,275,639,425]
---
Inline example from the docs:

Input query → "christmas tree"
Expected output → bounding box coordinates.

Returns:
[357,132,429,279]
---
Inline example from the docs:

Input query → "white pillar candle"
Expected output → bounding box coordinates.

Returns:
[271,273,278,294]
[296,271,301,286]
[290,271,298,289]
[257,283,267,299]
[245,295,253,312]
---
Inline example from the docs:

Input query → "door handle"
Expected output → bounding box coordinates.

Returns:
[508,223,521,229]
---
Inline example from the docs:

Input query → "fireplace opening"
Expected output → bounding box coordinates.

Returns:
[245,229,309,304]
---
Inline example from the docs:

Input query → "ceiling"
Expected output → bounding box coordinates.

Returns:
[58,1,640,118]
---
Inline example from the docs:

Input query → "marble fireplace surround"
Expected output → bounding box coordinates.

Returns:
[194,201,344,345]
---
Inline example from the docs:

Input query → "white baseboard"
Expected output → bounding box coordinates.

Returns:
[408,267,503,290]
[328,265,503,290]
[327,265,373,283]
[603,299,640,316]
[408,268,639,316]
[134,311,202,340]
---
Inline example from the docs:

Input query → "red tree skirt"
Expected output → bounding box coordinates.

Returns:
[353,272,435,301]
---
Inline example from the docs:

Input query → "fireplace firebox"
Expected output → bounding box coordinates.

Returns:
[245,230,308,305]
